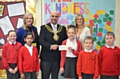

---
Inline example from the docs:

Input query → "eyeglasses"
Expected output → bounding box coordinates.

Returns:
[51,15,58,18]
[76,18,83,20]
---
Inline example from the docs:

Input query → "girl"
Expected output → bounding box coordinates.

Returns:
[60,25,82,79]
[18,32,40,79]
[2,30,22,79]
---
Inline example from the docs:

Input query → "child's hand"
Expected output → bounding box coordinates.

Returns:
[13,67,18,74]
[60,68,64,74]
[79,77,82,79]
[8,68,14,73]
[36,72,39,77]
[68,47,73,52]
[21,74,25,79]
[119,75,120,79]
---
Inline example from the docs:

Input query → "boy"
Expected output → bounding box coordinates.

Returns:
[99,31,120,79]
[2,30,22,79]
[77,36,99,79]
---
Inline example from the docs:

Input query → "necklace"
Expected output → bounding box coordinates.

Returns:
[45,25,63,41]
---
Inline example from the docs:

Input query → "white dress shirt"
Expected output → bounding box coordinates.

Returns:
[51,23,57,32]
[105,44,115,49]
[84,49,93,53]
[66,38,77,57]
[9,41,16,45]
[25,44,33,56]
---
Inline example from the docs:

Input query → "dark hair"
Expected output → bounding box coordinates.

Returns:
[105,31,115,38]
[67,25,76,32]
[8,30,16,36]
[84,36,94,43]
[24,32,33,39]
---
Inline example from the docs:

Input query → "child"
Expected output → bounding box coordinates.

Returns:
[99,32,120,79]
[60,25,82,79]
[2,30,22,79]
[77,36,99,79]
[18,32,40,79]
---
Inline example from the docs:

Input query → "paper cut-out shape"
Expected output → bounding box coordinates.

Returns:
[94,19,97,23]
[104,29,108,34]
[110,10,114,15]
[97,32,102,37]
[102,40,106,44]
[96,45,100,50]
[105,13,109,18]
[94,14,99,19]
[89,20,94,26]
[99,28,103,32]
[69,15,74,20]
[89,14,94,19]
[106,21,111,26]
[99,14,104,19]
[97,19,102,24]
[107,27,113,32]
[103,18,107,22]
[93,37,97,41]
[99,23,104,27]
[96,10,100,15]
[100,10,105,15]
[93,28,97,32]
[98,37,103,41]
[108,17,113,21]
[84,18,88,22]
[97,41,101,45]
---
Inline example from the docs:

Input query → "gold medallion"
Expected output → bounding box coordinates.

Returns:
[45,25,62,41]
[53,33,59,41]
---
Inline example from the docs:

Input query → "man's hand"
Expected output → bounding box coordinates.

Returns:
[50,44,58,50]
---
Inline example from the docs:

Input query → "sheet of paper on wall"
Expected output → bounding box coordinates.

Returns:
[17,18,23,28]
[59,45,68,50]
[7,2,25,17]
[0,16,14,35]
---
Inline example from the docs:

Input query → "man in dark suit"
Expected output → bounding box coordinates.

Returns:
[39,11,67,79]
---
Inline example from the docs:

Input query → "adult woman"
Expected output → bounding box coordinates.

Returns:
[75,14,91,47]
[16,13,39,53]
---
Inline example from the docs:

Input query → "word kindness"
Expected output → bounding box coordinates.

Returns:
[45,2,90,15]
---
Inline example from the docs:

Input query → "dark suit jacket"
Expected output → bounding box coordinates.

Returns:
[39,23,67,63]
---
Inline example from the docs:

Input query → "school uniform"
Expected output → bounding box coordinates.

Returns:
[19,44,40,79]
[2,41,22,79]
[99,45,120,79]
[77,49,99,79]
[60,39,82,78]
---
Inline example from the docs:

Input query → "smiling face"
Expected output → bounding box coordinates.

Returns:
[50,11,59,25]
[76,16,84,26]
[25,14,33,26]
[8,31,17,43]
[84,39,93,50]
[105,34,115,46]
[67,28,76,41]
